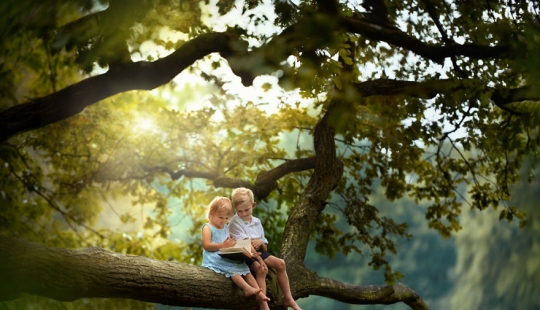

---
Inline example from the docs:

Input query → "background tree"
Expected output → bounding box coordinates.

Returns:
[1,0,540,309]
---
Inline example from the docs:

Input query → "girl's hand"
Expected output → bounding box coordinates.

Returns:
[222,237,236,248]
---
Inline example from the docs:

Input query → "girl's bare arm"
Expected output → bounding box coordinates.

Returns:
[201,225,235,251]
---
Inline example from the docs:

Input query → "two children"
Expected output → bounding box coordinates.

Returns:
[201,196,270,309]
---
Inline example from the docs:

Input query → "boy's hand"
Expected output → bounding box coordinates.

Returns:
[251,239,264,250]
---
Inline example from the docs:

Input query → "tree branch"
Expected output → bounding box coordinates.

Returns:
[490,84,540,106]
[141,165,220,180]
[141,157,317,200]
[419,0,467,77]
[313,277,428,310]
[339,16,510,64]
[0,235,427,309]
[353,78,540,110]
[0,12,519,144]
[0,32,242,143]
[0,235,262,309]
[280,103,344,264]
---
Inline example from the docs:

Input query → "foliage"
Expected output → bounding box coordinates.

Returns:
[435,165,540,310]
[1,0,540,308]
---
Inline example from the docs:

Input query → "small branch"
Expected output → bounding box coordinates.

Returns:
[340,16,510,64]
[419,0,467,77]
[352,78,539,112]
[140,157,316,200]
[142,165,219,181]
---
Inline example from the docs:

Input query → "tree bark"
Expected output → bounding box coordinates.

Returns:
[0,235,427,310]
[0,235,263,309]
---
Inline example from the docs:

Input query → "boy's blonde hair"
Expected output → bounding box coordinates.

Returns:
[206,196,233,221]
[231,187,255,210]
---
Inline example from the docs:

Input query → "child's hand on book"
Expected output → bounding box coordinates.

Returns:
[222,236,236,248]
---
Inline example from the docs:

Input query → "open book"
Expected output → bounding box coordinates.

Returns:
[218,238,253,261]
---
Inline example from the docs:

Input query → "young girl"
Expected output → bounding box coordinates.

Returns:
[201,196,270,310]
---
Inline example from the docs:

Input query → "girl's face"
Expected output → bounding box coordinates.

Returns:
[236,203,255,222]
[210,210,231,229]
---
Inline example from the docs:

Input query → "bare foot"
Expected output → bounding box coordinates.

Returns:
[284,298,302,310]
[256,291,271,302]
[243,287,262,297]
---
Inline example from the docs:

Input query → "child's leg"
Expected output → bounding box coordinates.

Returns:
[265,256,302,310]
[244,273,270,310]
[244,273,270,301]
[249,261,268,296]
[230,274,261,297]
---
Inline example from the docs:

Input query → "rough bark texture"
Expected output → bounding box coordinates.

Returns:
[0,235,427,310]
[0,235,264,309]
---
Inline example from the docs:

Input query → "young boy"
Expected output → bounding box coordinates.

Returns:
[229,187,302,310]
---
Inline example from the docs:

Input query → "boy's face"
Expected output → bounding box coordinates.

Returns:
[236,202,255,222]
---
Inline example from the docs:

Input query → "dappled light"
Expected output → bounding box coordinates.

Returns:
[1,0,540,309]
[133,117,155,133]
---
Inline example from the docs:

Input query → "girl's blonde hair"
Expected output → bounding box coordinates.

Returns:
[205,196,233,221]
[231,187,254,210]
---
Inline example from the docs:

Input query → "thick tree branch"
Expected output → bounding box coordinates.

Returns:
[0,235,426,309]
[280,103,344,264]
[313,277,428,310]
[0,32,243,143]
[353,78,468,98]
[0,235,265,309]
[490,84,540,106]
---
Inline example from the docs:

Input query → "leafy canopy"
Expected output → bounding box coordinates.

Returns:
[1,0,540,307]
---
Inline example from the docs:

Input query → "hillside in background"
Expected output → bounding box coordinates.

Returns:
[298,167,540,310]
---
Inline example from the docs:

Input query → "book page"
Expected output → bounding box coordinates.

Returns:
[219,238,251,253]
